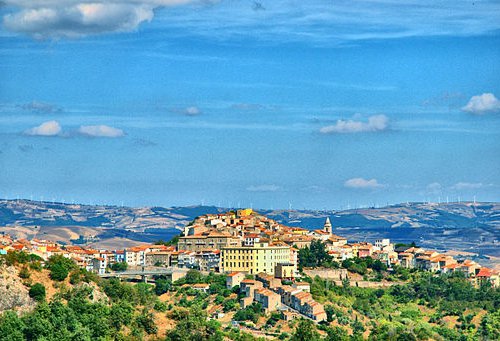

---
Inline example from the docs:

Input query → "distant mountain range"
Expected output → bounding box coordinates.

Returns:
[0,199,498,262]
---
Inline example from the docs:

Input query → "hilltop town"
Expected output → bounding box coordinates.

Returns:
[1,208,498,326]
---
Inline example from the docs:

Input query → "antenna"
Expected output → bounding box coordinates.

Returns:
[288,202,292,210]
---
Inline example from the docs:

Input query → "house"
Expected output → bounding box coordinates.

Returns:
[308,229,331,241]
[276,285,301,306]
[292,282,310,292]
[243,233,260,246]
[254,288,281,312]
[324,235,348,251]
[240,279,263,298]
[192,283,210,293]
[92,257,107,275]
[226,272,246,289]
[398,252,415,268]
[275,263,296,279]
[146,251,172,267]
[475,268,499,288]
[256,272,281,289]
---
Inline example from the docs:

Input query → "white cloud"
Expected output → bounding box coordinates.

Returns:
[320,114,389,134]
[426,182,442,194]
[451,182,484,190]
[461,93,500,114]
[183,106,201,116]
[24,120,61,136]
[21,100,62,113]
[4,1,500,41]
[230,103,265,111]
[344,178,383,190]
[2,1,194,39]
[246,184,280,192]
[78,125,125,138]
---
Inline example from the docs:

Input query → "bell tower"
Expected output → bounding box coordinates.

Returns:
[323,217,332,234]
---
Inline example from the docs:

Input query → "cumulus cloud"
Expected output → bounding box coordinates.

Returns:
[451,182,484,190]
[246,184,280,192]
[461,93,500,114]
[78,125,125,138]
[24,120,62,136]
[320,114,389,134]
[2,1,194,39]
[344,178,383,190]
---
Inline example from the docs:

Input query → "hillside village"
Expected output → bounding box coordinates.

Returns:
[1,209,498,323]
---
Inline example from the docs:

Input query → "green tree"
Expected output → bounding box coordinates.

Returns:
[109,300,134,330]
[166,305,223,341]
[29,283,46,302]
[110,262,128,272]
[185,269,203,284]
[46,254,77,281]
[325,326,349,341]
[135,309,158,335]
[291,319,321,341]
[155,277,173,295]
[0,311,26,341]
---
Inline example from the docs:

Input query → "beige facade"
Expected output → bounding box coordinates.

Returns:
[178,233,241,252]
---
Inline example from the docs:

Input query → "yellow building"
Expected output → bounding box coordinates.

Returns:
[237,208,253,217]
[221,242,291,275]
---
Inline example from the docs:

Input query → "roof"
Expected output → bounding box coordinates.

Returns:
[476,267,494,278]
[294,282,310,286]
[227,271,244,277]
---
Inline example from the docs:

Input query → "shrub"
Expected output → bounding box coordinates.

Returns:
[19,266,30,279]
[29,283,46,302]
[110,262,128,272]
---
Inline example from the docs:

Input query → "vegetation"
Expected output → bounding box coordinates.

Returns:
[45,255,77,281]
[298,240,336,269]
[109,261,128,272]
[28,283,46,302]
[1,251,499,340]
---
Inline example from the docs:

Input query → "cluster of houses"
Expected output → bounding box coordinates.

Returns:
[0,208,498,290]
[227,271,327,322]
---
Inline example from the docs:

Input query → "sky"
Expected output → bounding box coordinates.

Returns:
[0,0,499,210]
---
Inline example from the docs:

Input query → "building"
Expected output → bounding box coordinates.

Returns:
[226,272,246,289]
[221,242,292,275]
[240,279,264,298]
[254,288,281,312]
[323,217,332,234]
[146,251,172,267]
[177,232,241,252]
[275,263,296,279]
[92,257,107,275]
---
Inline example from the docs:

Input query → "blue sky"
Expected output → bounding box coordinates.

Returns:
[0,0,499,209]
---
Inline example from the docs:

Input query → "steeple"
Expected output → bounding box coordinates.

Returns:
[323,217,332,234]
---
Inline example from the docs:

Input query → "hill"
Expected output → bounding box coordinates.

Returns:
[0,199,498,262]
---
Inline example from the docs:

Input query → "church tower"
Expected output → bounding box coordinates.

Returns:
[323,217,332,235]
